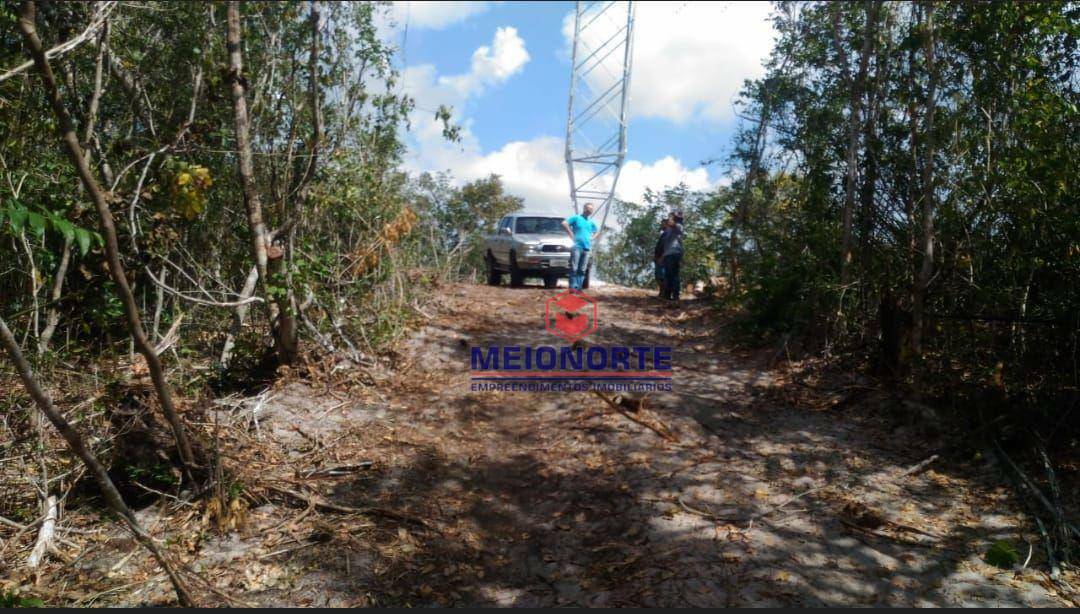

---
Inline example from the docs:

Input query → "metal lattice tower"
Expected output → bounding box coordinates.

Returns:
[565,1,635,229]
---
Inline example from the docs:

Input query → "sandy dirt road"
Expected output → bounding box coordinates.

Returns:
[64,282,1076,606]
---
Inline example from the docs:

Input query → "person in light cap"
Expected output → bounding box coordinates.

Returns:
[562,202,600,290]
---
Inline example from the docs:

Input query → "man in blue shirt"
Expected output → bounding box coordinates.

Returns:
[562,202,600,290]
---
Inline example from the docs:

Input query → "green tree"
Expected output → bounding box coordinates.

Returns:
[412,172,523,275]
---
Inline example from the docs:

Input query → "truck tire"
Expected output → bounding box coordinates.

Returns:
[509,252,525,287]
[543,274,559,289]
[485,253,501,286]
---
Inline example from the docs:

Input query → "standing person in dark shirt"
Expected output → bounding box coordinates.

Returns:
[660,210,684,302]
[653,218,671,297]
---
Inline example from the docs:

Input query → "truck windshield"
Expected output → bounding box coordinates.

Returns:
[515,217,564,234]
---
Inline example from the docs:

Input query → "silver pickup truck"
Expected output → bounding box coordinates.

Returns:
[483,213,589,289]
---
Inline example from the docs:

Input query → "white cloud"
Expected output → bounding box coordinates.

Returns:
[399,26,532,179]
[441,27,530,98]
[617,156,712,203]
[374,2,492,50]
[402,26,528,113]
[474,140,712,218]
[462,136,568,213]
[406,123,713,218]
[565,1,776,123]
[389,1,491,31]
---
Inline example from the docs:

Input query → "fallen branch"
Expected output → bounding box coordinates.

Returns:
[300,316,336,354]
[840,519,942,549]
[300,462,374,479]
[258,540,318,561]
[266,484,430,530]
[0,514,29,530]
[677,452,941,531]
[891,454,939,482]
[146,268,264,308]
[0,514,42,560]
[993,439,1074,577]
[994,441,1072,536]
[678,482,829,526]
[177,568,254,608]
[153,313,185,357]
[1035,437,1077,565]
[677,496,734,522]
[220,266,260,367]
[840,500,942,539]
[267,498,315,534]
[25,495,57,569]
[310,291,370,365]
[591,390,678,442]
[297,295,337,356]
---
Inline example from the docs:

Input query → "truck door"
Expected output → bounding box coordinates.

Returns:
[496,216,513,263]
[490,216,506,263]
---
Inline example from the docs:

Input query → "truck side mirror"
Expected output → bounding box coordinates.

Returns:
[500,227,512,236]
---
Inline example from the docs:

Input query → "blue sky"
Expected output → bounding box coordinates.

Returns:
[379,1,777,214]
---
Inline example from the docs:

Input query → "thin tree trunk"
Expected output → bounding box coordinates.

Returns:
[226,1,269,295]
[275,0,324,359]
[859,5,889,256]
[0,314,194,606]
[731,88,770,295]
[37,235,71,353]
[295,0,322,197]
[18,0,196,471]
[82,16,107,153]
[225,1,298,364]
[905,30,919,284]
[151,266,166,343]
[831,1,879,285]
[219,265,258,367]
[858,4,892,330]
[1012,266,1035,353]
[18,232,41,344]
[911,1,937,356]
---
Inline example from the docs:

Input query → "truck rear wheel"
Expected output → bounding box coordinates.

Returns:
[543,274,559,289]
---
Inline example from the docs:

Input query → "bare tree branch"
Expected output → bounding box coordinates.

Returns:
[0,1,117,83]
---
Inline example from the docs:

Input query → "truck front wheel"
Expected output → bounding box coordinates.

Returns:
[486,253,502,286]
[509,252,525,287]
